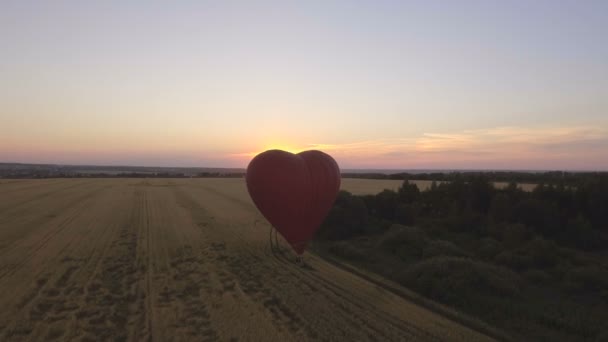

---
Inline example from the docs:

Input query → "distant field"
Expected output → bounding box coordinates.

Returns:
[341,179,437,194]
[341,178,537,195]
[493,182,537,192]
[0,178,490,341]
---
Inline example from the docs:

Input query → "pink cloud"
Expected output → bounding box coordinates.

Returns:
[228,125,608,170]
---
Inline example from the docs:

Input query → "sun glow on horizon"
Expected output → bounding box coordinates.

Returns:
[261,144,305,154]
[218,124,608,170]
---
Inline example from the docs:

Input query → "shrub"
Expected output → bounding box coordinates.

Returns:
[495,237,560,271]
[564,266,608,293]
[494,251,532,271]
[423,240,469,258]
[477,237,502,260]
[595,330,608,342]
[328,241,368,262]
[377,224,427,260]
[512,199,560,237]
[560,216,603,251]
[523,269,552,284]
[500,223,531,248]
[445,206,485,234]
[398,257,522,307]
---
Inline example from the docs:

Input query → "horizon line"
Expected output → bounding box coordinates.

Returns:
[1,161,607,173]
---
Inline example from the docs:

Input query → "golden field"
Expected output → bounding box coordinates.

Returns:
[341,178,536,195]
[0,178,493,341]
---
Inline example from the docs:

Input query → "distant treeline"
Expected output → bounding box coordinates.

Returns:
[315,173,608,341]
[0,172,246,179]
[0,163,247,179]
[5,169,607,184]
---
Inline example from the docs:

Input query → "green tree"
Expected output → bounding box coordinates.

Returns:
[374,189,399,220]
[398,180,420,203]
[489,193,511,223]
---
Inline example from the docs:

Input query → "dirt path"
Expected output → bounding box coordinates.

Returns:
[0,179,494,341]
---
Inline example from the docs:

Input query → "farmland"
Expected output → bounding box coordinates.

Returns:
[0,178,492,341]
[340,178,537,195]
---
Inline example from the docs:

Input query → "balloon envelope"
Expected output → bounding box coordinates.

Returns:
[246,150,341,254]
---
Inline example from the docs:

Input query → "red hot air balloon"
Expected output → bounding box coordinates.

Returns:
[246,150,341,254]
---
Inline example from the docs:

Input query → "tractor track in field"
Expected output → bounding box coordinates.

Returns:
[0,180,95,215]
[171,183,484,341]
[0,179,495,341]
[0,184,109,280]
[0,179,69,196]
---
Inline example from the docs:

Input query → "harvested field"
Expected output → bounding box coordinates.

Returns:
[492,182,537,192]
[341,178,536,195]
[0,178,493,341]
[341,179,438,194]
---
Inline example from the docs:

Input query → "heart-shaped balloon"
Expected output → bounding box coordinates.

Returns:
[246,150,341,254]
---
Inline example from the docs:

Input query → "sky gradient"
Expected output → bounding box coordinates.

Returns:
[1,1,607,170]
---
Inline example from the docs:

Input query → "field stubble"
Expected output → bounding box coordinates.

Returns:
[0,178,493,341]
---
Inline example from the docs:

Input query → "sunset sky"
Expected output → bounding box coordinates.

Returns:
[1,1,607,170]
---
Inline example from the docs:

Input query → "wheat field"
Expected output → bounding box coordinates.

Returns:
[341,178,536,194]
[0,178,493,341]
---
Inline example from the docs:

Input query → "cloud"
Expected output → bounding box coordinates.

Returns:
[413,126,608,153]
[228,124,608,169]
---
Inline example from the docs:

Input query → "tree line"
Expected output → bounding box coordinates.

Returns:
[315,173,608,341]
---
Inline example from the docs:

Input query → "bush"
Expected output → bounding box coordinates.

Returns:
[500,223,531,247]
[377,224,427,260]
[512,199,560,237]
[494,251,532,272]
[423,240,469,258]
[560,216,603,251]
[495,237,560,271]
[445,206,485,234]
[328,241,368,262]
[596,329,608,342]
[398,257,522,307]
[476,237,502,260]
[564,266,608,293]
[523,269,552,284]
[360,218,392,236]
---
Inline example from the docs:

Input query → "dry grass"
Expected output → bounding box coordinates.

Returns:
[0,178,493,341]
